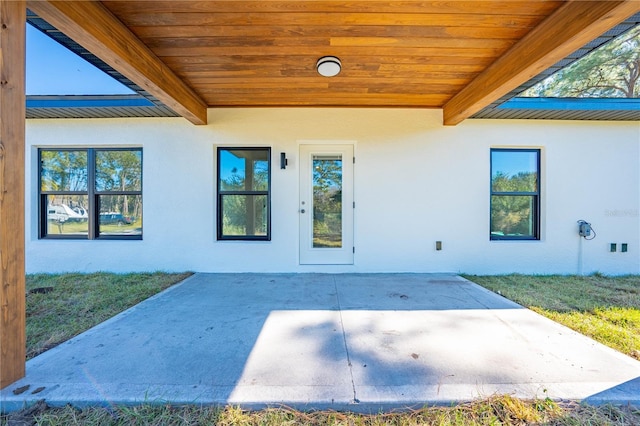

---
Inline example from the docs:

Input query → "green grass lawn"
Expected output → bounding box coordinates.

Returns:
[25,272,192,359]
[464,274,640,360]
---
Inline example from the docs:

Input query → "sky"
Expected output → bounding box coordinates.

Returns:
[27,24,133,95]
[491,150,538,179]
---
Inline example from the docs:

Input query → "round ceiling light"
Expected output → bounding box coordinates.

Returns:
[316,56,341,77]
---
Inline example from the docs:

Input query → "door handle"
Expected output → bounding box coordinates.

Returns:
[300,209,306,214]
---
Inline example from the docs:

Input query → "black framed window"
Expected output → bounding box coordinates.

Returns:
[490,149,540,240]
[39,148,142,240]
[217,147,270,241]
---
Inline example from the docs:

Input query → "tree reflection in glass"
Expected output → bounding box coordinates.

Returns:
[490,149,539,239]
[313,155,342,248]
[40,150,88,192]
[218,148,269,238]
[96,150,143,236]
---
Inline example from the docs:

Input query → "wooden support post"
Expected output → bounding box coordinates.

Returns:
[0,0,26,389]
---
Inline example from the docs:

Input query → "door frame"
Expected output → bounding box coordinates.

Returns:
[298,141,355,265]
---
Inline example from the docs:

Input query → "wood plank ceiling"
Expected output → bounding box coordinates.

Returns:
[27,1,640,125]
[102,0,562,108]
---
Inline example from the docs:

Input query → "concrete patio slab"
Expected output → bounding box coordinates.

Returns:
[1,273,639,413]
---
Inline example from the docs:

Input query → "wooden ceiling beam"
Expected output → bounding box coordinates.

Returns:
[443,0,640,126]
[27,0,208,125]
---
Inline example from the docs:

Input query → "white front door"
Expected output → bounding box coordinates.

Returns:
[299,144,354,265]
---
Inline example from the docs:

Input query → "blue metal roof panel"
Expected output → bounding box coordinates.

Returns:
[498,98,640,111]
[27,95,155,108]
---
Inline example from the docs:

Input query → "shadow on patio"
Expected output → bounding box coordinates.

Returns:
[2,273,639,412]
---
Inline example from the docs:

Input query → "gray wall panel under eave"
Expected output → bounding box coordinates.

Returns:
[27,106,180,119]
[473,109,640,121]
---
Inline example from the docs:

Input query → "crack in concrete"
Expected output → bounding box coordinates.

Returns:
[333,276,359,404]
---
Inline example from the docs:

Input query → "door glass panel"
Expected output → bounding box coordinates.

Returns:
[313,154,342,248]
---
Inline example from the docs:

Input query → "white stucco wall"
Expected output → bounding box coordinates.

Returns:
[25,108,640,275]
